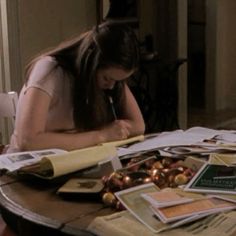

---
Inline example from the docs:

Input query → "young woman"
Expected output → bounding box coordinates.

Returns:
[7,21,145,153]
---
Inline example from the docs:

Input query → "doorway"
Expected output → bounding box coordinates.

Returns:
[187,0,206,111]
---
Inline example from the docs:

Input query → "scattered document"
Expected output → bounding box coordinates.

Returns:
[0,135,144,179]
[114,183,223,233]
[214,133,236,143]
[117,126,236,157]
[18,145,117,179]
[115,183,164,233]
[0,149,66,172]
[88,209,236,236]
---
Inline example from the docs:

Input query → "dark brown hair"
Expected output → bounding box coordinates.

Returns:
[25,21,140,130]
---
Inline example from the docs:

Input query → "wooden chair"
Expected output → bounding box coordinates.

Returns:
[0,91,18,151]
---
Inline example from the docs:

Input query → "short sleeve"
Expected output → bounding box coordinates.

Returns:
[25,56,61,97]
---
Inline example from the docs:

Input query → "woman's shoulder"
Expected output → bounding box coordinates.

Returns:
[27,56,64,92]
[24,55,67,99]
[29,56,62,80]
[34,56,58,71]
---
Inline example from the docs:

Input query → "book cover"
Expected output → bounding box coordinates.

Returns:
[151,197,236,223]
[141,190,193,208]
[57,178,104,200]
[184,162,236,194]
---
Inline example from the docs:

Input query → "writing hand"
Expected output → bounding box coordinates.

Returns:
[101,120,131,142]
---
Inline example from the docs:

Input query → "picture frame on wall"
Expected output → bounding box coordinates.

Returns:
[97,0,139,27]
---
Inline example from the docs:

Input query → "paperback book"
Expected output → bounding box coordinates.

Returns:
[114,183,219,233]
[184,157,236,195]
[151,196,236,223]
[141,190,193,208]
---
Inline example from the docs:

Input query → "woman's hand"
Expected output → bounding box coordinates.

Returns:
[100,120,131,142]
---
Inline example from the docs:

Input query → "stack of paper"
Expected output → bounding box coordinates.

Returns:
[141,187,236,224]
[150,196,236,224]
[115,183,236,233]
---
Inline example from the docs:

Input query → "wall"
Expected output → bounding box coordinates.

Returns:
[0,0,96,144]
[206,0,236,112]
[188,0,206,109]
[216,0,236,110]
[139,0,158,43]
[139,0,188,129]
[18,0,97,89]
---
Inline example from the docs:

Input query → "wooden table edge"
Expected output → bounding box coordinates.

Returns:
[0,186,96,235]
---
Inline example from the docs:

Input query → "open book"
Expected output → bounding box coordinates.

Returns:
[0,135,144,179]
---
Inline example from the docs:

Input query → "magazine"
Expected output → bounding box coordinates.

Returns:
[114,183,218,233]
[115,183,164,233]
[141,189,193,208]
[184,161,236,195]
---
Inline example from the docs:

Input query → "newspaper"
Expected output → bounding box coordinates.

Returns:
[88,209,236,236]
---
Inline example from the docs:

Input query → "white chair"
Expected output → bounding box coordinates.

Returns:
[0,91,18,146]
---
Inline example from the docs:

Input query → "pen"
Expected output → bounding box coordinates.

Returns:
[108,95,117,120]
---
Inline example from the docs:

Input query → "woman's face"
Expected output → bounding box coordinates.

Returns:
[96,67,134,90]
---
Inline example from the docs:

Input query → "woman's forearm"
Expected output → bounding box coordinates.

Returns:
[16,130,106,151]
[16,119,145,152]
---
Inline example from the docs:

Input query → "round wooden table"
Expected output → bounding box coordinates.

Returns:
[0,174,114,236]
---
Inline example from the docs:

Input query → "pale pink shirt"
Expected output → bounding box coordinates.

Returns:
[8,56,75,153]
